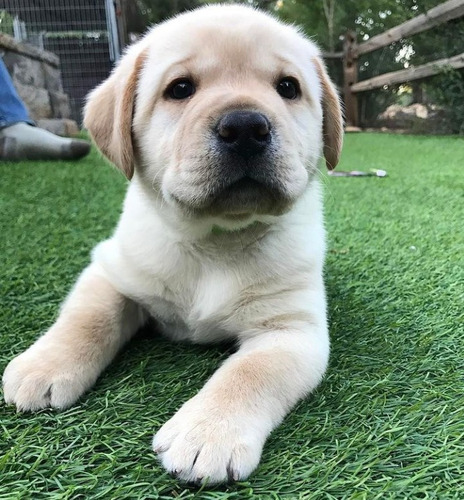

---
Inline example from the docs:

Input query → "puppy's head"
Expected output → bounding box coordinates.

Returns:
[85,5,343,226]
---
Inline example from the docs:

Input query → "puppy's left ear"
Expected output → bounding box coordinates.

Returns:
[84,47,148,179]
[313,57,344,170]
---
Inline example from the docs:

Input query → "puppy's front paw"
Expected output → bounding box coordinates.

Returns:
[153,396,266,484]
[3,346,93,412]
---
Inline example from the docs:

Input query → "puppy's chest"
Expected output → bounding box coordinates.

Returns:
[95,237,261,343]
[141,266,244,344]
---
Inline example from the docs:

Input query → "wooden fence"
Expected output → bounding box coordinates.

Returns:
[337,0,464,127]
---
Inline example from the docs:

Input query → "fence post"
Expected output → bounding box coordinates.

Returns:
[343,30,359,128]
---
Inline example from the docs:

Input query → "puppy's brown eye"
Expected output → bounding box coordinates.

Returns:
[168,79,195,100]
[277,78,299,100]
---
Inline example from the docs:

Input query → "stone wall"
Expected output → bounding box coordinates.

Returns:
[0,33,78,136]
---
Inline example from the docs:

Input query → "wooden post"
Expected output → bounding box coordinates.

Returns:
[343,30,359,128]
[114,0,128,49]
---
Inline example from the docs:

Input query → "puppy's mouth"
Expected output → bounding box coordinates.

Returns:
[171,174,293,217]
[219,176,293,214]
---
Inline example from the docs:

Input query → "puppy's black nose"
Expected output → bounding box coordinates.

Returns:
[217,111,271,158]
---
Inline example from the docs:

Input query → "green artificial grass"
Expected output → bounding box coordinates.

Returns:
[1,133,463,499]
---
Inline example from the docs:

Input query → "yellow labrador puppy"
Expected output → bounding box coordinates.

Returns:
[3,4,343,484]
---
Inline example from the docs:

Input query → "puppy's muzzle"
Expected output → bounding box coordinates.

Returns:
[169,110,295,218]
[216,111,271,159]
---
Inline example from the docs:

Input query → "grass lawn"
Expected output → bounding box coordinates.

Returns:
[1,133,463,499]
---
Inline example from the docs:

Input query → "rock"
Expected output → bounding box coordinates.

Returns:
[2,52,45,88]
[42,64,64,93]
[0,32,59,67]
[377,103,446,132]
[14,82,52,119]
[379,103,428,124]
[49,91,72,118]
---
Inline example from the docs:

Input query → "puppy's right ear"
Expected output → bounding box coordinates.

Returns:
[84,47,148,179]
[312,57,344,170]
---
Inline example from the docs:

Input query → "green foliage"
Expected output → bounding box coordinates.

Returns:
[0,9,14,36]
[276,1,464,131]
[277,0,436,53]
[276,1,426,119]
[135,0,200,25]
[426,68,464,134]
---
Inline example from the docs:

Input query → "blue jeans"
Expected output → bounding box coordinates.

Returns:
[0,58,34,129]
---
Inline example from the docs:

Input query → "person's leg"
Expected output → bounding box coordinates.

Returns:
[0,58,91,161]
[0,58,34,127]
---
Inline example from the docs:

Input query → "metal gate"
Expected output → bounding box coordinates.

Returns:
[0,0,121,123]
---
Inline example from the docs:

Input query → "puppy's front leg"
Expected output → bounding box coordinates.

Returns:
[3,264,144,411]
[153,324,329,484]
